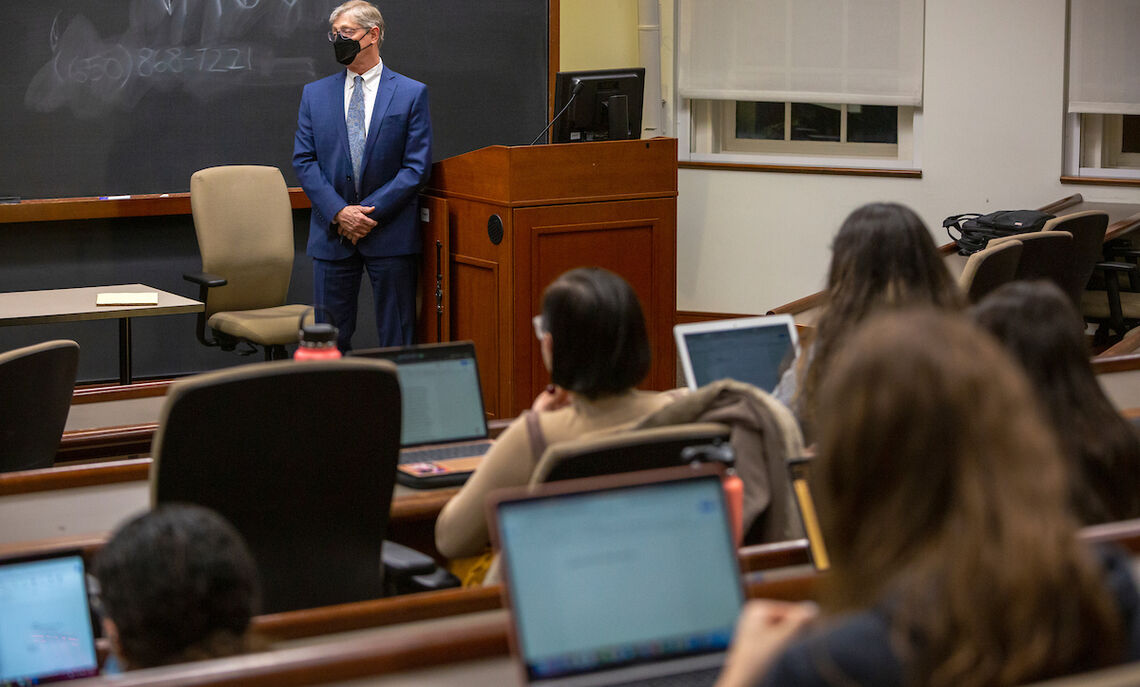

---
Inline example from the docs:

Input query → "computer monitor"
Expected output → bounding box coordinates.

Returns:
[551,68,645,144]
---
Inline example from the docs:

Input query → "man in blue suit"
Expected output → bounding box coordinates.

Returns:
[293,0,431,351]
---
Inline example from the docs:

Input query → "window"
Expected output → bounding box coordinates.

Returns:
[676,0,924,170]
[1064,0,1140,180]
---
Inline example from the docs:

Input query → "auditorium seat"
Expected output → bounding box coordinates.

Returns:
[958,239,1022,304]
[0,340,79,473]
[530,423,732,484]
[150,357,455,614]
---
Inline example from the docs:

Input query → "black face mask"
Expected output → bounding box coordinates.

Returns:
[334,34,362,66]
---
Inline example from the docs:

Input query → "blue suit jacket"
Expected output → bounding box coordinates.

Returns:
[293,67,432,260]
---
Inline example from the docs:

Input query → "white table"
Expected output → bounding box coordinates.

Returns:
[0,284,203,384]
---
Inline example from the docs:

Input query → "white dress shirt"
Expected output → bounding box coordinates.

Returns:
[343,58,383,138]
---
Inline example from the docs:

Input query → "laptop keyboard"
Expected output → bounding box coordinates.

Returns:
[399,441,492,464]
[610,667,722,687]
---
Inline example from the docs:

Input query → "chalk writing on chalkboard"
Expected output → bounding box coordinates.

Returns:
[25,0,328,118]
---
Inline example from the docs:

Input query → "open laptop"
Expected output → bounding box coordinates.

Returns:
[674,315,798,391]
[351,341,492,487]
[787,457,830,572]
[489,465,744,686]
[0,552,99,685]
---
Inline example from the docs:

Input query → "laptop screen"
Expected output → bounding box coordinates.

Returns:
[676,317,796,391]
[0,554,99,685]
[497,476,743,682]
[353,344,488,447]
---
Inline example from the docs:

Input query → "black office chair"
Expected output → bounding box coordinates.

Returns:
[0,340,79,473]
[151,358,456,613]
[531,423,733,484]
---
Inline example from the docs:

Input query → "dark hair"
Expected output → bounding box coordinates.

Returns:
[972,280,1140,523]
[817,309,1122,687]
[95,504,260,669]
[797,202,963,438]
[540,267,651,399]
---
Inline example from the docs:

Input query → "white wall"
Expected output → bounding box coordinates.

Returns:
[675,0,1140,312]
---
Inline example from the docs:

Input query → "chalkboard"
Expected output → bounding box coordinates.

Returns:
[0,0,549,200]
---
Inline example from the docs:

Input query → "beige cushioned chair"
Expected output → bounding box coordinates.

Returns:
[958,239,1023,304]
[185,165,311,360]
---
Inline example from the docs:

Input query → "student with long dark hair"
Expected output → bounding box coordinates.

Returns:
[973,280,1140,524]
[435,267,673,560]
[718,311,1140,687]
[774,203,963,439]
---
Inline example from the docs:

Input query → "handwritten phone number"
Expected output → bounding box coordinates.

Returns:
[58,46,253,85]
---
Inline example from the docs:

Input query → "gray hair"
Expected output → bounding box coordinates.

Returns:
[329,1,385,49]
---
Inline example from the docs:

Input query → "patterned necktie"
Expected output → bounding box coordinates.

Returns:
[347,75,366,194]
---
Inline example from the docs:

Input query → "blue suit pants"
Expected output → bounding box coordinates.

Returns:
[312,252,417,351]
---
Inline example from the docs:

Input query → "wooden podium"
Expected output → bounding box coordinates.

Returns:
[419,138,678,419]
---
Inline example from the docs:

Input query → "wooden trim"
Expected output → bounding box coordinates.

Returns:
[72,380,173,405]
[739,539,810,573]
[422,188,677,208]
[0,533,109,561]
[768,291,824,316]
[253,586,503,641]
[70,619,512,687]
[0,459,151,496]
[0,190,311,224]
[1092,353,1140,375]
[674,310,758,325]
[1099,334,1140,358]
[1104,210,1140,243]
[57,424,157,462]
[1080,518,1140,553]
[679,161,922,179]
[1039,193,1085,215]
[1061,176,1140,188]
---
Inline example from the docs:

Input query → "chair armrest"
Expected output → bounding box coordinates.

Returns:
[410,567,462,592]
[182,273,228,348]
[381,540,462,594]
[183,272,228,288]
[381,540,436,578]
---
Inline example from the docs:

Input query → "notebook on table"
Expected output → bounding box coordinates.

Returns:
[674,315,798,392]
[488,465,745,686]
[351,341,492,488]
[0,552,99,685]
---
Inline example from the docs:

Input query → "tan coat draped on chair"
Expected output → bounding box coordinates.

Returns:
[633,380,805,544]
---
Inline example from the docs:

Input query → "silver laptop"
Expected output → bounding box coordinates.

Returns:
[489,466,744,686]
[352,341,491,486]
[0,553,99,684]
[674,315,798,391]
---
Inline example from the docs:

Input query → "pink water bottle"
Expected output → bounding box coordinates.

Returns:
[294,309,341,361]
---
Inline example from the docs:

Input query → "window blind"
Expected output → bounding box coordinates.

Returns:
[1068,0,1140,115]
[677,0,925,106]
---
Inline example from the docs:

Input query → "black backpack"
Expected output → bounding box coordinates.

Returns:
[942,210,1054,256]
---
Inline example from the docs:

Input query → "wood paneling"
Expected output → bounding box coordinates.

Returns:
[428,139,678,418]
[516,201,677,404]
[453,256,505,418]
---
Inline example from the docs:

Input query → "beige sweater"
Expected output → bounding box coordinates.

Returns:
[434,390,672,559]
